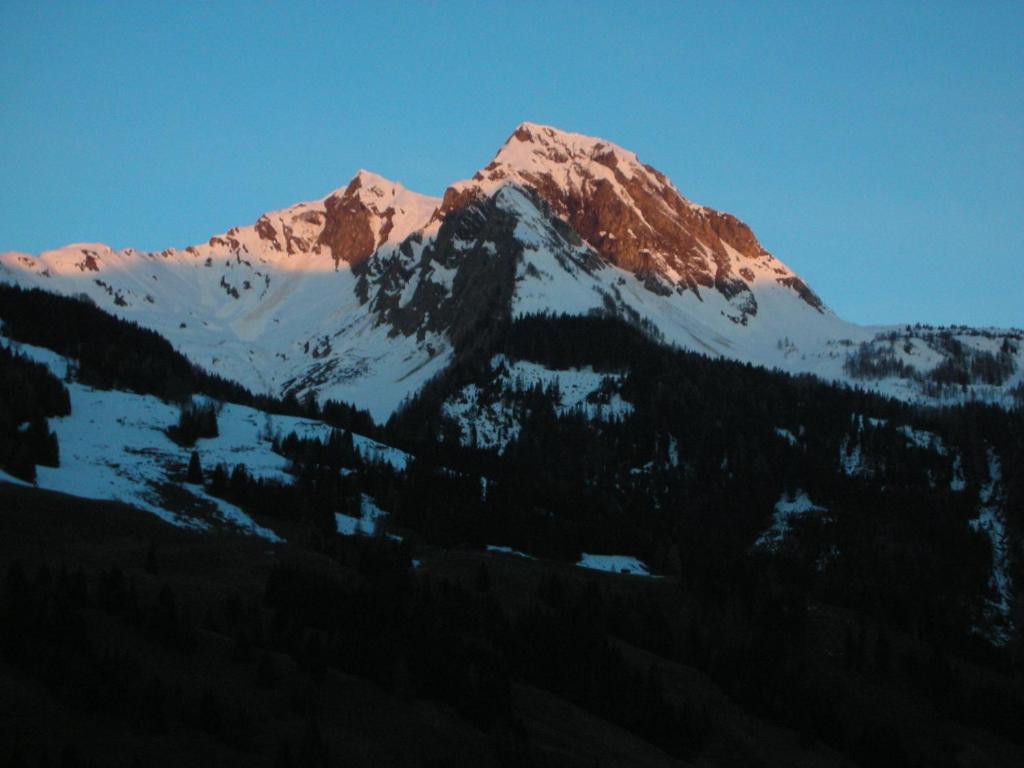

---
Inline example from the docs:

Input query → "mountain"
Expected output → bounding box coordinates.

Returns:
[2,127,1024,766]
[1,171,447,418]
[3,283,1023,767]
[2,123,1021,417]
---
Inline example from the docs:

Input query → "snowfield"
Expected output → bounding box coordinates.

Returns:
[576,553,654,577]
[1,337,409,541]
[486,545,535,559]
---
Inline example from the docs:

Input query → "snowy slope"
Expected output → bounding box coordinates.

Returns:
[577,553,654,577]
[1,172,445,421]
[445,128,1023,406]
[1,336,410,538]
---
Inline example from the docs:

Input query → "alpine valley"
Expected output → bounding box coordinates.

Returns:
[1,124,1022,767]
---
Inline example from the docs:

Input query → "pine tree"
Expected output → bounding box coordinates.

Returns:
[186,450,202,484]
[209,463,228,495]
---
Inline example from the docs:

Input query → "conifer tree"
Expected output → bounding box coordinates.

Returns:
[186,450,202,484]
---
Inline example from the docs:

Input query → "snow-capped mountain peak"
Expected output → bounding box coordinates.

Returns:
[319,171,440,266]
[487,121,654,186]
[335,170,440,243]
[441,123,822,321]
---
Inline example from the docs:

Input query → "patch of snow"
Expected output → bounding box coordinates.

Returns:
[896,425,947,455]
[839,436,867,477]
[950,453,966,492]
[0,468,33,487]
[1,338,70,380]
[775,427,798,446]
[667,435,680,467]
[335,493,388,537]
[577,553,653,577]
[756,491,829,549]
[486,545,534,559]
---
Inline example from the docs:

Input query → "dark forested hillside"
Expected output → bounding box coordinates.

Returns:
[1,297,1022,766]
[0,344,67,481]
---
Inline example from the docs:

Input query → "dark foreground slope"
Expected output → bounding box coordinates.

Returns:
[0,484,687,768]
[2,483,1024,767]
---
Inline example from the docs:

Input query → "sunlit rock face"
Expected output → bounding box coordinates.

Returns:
[442,122,823,321]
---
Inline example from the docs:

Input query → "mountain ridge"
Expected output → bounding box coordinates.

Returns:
[2,123,1021,416]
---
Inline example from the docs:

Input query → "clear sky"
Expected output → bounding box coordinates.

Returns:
[2,1,1021,327]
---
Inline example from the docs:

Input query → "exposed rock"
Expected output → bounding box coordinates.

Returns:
[319,177,378,266]
[319,171,440,268]
[440,122,811,320]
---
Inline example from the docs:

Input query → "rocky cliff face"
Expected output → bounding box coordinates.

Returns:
[320,170,440,268]
[441,122,823,322]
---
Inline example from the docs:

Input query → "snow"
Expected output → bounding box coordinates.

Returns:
[457,122,702,225]
[577,553,654,577]
[486,545,534,559]
[1,337,409,541]
[897,425,947,455]
[756,491,829,549]
[335,493,388,537]
[189,484,283,543]
[839,438,866,477]
[667,435,680,467]
[344,170,441,249]
[2,125,1021,420]
[353,436,410,470]
[969,448,1014,645]
[840,416,965,485]
[0,468,33,487]
[775,427,798,446]
[0,172,446,423]
[487,185,1023,409]
[950,453,966,492]
[498,122,645,181]
[442,356,632,452]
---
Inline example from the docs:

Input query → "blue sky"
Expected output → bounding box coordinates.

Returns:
[2,1,1021,327]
